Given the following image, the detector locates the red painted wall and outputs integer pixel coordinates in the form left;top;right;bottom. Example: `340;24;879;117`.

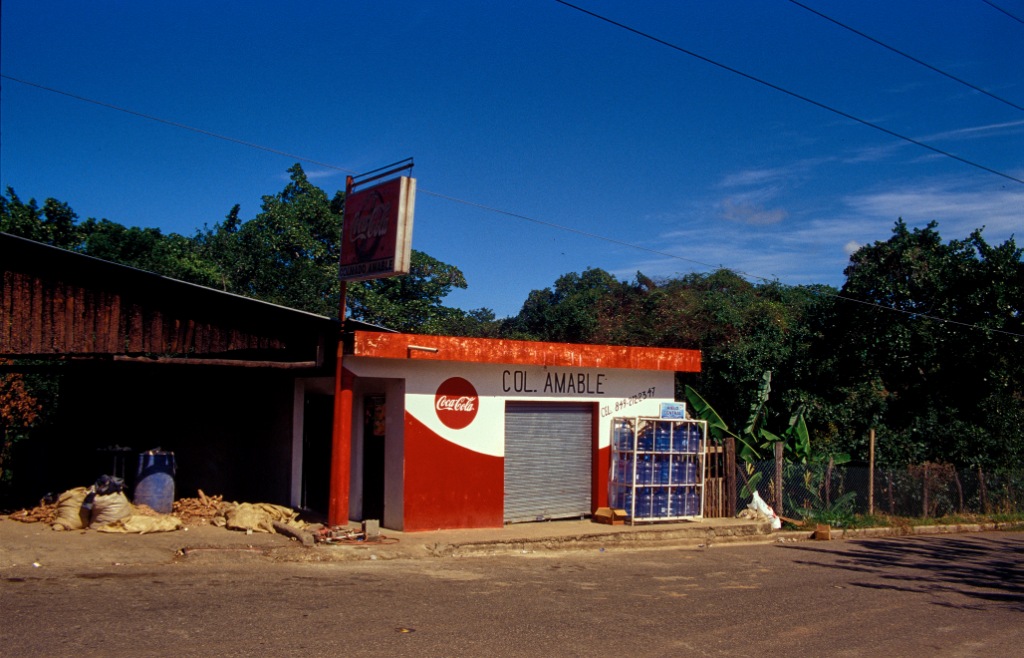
592;402;609;510
403;412;504;531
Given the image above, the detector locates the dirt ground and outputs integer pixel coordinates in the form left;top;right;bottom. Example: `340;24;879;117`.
0;516;311;571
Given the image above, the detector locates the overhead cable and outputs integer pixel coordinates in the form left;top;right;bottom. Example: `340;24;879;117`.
982;0;1024;25
786;0;1024;113
2;74;1020;338
551;1;1024;186
0;75;359;176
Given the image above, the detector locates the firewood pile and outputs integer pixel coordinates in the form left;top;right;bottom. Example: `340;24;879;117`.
171;489;224;526
6;500;57;524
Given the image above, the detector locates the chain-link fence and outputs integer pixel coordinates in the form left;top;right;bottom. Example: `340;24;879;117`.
737;460;1024;523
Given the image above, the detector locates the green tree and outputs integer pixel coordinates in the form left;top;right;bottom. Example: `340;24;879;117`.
195;164;482;327
510;267;621;342
831;220;1024;468
1;188;82;249
78;219;220;286
346;250;471;333
194;164;345;316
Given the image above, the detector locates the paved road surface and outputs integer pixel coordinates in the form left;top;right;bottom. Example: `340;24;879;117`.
3;531;1022;656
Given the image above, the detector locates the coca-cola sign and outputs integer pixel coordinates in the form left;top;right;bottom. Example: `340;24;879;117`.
339;176;416;281
435;377;479;429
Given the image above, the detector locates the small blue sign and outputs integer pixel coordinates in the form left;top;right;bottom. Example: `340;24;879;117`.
660;402;687;419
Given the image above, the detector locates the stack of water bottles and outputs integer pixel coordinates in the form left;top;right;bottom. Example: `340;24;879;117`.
610;417;705;522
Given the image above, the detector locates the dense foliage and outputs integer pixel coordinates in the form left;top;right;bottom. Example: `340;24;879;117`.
3;175;1021;470
1;165;488;326
496;224;1022;469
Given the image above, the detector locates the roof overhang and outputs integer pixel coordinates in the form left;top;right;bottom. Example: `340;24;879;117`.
346;331;700;372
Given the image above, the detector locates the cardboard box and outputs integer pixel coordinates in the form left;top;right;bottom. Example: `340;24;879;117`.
593;507;627;525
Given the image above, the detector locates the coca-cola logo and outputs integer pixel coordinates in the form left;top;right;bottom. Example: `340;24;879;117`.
347;189;392;259
435;377;479;429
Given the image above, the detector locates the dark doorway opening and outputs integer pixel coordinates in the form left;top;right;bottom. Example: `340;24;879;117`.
301;394;334;514
362;395;386;520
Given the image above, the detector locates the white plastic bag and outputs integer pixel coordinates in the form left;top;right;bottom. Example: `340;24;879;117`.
748;491;782;530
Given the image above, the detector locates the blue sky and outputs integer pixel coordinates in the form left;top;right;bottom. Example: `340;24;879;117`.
2;1;1022;318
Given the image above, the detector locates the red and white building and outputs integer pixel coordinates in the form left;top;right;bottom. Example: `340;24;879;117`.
329;331;701;531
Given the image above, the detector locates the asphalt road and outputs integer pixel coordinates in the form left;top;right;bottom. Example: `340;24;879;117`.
2;531;1022;657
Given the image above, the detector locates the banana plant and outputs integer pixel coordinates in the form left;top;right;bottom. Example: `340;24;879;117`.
685;371;848;501
685;381;766;499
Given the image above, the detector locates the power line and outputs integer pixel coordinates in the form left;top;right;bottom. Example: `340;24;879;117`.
786;0;1024;113
982;0;1024;25
0;75;359;176
421;189;1024;339
551;1;1024;186
419;188;724;273
2;75;1020;338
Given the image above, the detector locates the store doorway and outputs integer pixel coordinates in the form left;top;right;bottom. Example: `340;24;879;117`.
362;395;387;520
301;394;334;515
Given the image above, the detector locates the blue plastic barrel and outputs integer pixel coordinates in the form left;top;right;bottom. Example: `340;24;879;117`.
134;450;176;514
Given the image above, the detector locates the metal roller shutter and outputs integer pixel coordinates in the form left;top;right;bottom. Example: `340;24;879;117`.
504;402;593;523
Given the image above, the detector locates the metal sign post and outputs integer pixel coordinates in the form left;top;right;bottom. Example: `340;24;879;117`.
329;159;414;527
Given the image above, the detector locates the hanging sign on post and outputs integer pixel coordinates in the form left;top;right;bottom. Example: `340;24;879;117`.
339;176;416;281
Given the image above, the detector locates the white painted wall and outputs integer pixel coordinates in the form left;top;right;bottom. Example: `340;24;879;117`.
343;358;676;457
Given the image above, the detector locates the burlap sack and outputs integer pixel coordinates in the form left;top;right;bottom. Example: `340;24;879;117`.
90;491;132;527
95;514;182;534
52;487;90;531
216;502;302;534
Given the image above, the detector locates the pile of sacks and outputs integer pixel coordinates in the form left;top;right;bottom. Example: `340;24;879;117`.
213;502;307;535
43;476;311;539
52;475;182;534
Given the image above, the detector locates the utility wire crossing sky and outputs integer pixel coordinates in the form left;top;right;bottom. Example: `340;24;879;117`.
2;1;1021;319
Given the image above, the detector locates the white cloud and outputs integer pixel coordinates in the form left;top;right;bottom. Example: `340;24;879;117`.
844;183;1024;238
717;167;788;188
719;198;788;225
621;171;1021;292
921;119;1024;143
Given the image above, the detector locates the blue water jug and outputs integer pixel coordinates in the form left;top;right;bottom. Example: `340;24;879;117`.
635;489;653;517
615;422;635;450
636;456;654;484
670;489;685;516
637;427;653;451
688;424;702;453
656;457;671;484
684;490;701;516
653;489;669;517
616;456;633;484
134;450;176;514
654;424;671;451
682;460;697;484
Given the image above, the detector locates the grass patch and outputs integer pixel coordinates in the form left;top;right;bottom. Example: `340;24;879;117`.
784;512;1024;532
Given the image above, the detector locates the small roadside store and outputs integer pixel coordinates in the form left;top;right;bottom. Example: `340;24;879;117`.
329;330;701;531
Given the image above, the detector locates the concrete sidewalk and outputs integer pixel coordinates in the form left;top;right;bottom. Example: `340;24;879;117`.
368;516;773;558
3;514;1018;571
0;515;773;570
